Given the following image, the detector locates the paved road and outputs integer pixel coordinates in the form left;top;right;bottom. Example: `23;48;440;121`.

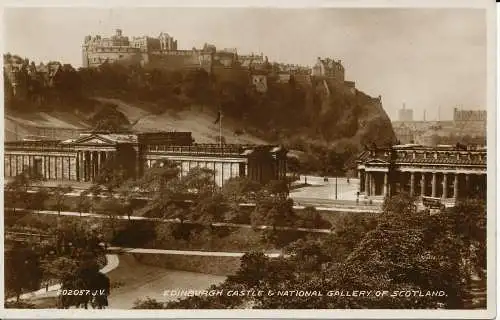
290;176;360;201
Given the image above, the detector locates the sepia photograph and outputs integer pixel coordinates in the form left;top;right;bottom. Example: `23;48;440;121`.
1;0;496;318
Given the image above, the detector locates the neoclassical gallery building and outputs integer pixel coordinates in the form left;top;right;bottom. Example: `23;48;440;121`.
4;131;288;187
356;144;487;206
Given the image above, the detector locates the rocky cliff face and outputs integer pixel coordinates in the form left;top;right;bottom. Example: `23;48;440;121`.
299;79;396;152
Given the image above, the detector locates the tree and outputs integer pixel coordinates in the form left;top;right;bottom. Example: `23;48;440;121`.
91;103;130;132
117;189;134;221
131;159;180;195
25;187;50;212
94;161;129;195
229;251;270;288
222;177;262;203
251;197;295;231
5;167;37;211
98;197;130;244
133;297;165;309
51;185;73;216
448;199;486;274
77;190;92;217
41;256;79;284
59;260;110;309
191;192;230;229
294;206;331;229
264;179;289;200
5;244;43;301
181;167;216;196
166;193;481;309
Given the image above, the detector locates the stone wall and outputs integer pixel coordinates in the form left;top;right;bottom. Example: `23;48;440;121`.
146;52;202;71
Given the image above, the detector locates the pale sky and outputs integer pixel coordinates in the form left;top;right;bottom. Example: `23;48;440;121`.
3;7;487;121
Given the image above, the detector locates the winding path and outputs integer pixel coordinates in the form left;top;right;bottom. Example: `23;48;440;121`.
108;246;282;258
8;254;119;302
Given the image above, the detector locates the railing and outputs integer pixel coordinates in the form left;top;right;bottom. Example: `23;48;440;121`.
5;231;55;243
5;142;76;153
144;144;255;156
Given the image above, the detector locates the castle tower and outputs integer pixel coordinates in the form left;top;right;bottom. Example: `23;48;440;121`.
82;35;92;68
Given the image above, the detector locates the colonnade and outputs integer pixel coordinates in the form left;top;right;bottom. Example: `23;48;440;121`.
76;150;115;182
359;169;486;200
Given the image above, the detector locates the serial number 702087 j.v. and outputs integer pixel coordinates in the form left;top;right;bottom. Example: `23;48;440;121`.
57;289;106;296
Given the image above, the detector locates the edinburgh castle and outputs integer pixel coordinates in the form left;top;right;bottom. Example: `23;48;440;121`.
81;29;355;94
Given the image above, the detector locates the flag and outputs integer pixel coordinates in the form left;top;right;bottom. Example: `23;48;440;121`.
214;110;222;124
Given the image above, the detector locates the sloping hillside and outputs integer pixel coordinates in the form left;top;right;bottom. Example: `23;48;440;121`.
5;98;268;145
94;97;268;144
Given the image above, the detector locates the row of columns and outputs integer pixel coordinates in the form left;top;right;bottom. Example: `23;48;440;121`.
417;171;458;199
77;150;114;182
360;169;486;200
361;171;389;197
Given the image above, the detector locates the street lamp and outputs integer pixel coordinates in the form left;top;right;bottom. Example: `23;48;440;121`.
335;176;338;200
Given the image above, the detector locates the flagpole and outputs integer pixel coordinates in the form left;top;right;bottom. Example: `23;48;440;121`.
219;109;222;148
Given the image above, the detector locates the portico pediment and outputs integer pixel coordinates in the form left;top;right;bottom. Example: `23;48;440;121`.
365;159;390;166
70;134;117;147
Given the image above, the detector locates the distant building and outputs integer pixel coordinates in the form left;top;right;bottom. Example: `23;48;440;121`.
398;104;413;122
392;107;487;146
4;131;288;187
82;29;224;72
454;108;487;122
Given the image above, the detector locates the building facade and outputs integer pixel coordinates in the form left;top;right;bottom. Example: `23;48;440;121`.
356;144;487;206
398;107;413;122
4;131;288;187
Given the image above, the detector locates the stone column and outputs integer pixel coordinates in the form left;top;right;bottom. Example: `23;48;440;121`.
75;152;80;181
85;152;89;181
410;172;415;197
442;173;448;199
431;172;437;197
81;152;84;181
359;170;366;193
97;151;102;178
371;173;376;196
90;151;94;182
383;172;388;197
453;174;459;199
421;173;426;197
465;174;470;194
366;173;370;196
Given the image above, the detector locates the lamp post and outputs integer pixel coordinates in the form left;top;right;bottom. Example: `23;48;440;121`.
335;175;338;200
